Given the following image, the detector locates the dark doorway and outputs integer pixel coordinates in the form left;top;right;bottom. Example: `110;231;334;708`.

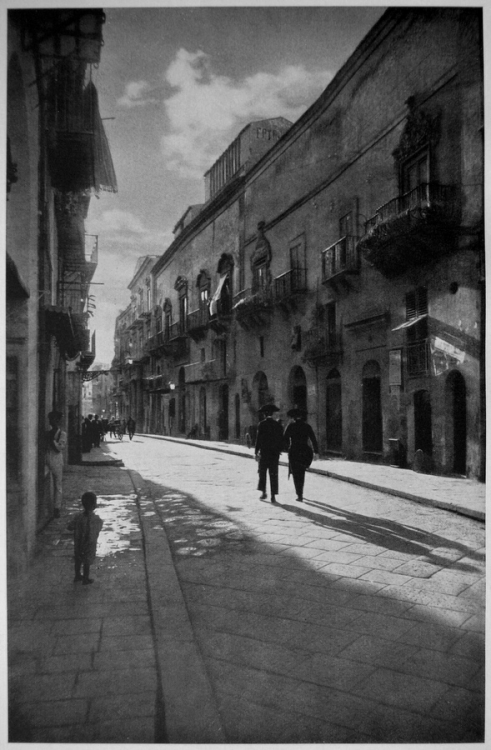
326;369;342;451
362;361;383;452
288;366;307;412
199;387;207;437
178;368;186;434
219;384;229;440
447;371;467;474
414;389;432;456
235;393;241;439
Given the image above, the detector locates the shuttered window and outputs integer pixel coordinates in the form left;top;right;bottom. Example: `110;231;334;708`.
405;288;428;342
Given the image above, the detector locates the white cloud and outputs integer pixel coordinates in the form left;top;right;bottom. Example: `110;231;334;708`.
161;48;333;179
117;80;158;108
86;208;147;235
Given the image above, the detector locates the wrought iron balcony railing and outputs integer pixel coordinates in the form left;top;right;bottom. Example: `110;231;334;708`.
169;320;187;340
321;235;359;283
274;268;307;300
364;182;456;234
187;307;209;331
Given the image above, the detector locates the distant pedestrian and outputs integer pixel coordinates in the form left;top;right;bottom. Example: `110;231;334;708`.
255;404;285;504
45;411;67;519
67;491;103;585
92;415;103;448
127;416;136;440
284;408;319;502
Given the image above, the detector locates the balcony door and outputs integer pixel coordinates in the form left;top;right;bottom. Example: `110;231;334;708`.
402;148;429;196
290;237;306;291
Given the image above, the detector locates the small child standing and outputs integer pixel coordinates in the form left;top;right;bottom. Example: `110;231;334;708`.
67;491;103;585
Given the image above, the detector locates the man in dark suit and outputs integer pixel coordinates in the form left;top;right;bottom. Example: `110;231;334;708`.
255;403;284;504
284;407;319;502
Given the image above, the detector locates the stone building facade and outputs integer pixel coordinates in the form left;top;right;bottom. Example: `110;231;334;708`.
7;10;116;573
113;8;484;480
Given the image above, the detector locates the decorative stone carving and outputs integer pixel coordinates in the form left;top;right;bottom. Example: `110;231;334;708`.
392;100;441;163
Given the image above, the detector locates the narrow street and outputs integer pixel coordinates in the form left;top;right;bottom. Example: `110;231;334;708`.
8;435;484;743
113;435;484;742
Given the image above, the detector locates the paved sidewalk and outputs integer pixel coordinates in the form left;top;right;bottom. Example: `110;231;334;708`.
8;463;163;743
144;434;486;521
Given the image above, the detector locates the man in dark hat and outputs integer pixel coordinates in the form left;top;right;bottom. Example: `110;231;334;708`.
255;404;285;503
284;407;319;502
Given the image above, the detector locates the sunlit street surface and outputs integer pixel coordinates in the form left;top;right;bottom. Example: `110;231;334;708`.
108;435;484;743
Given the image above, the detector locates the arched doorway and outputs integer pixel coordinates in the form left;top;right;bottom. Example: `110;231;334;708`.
362;360;382;452
445;371;467;474
199;387;207;437
326;369;342;451
288;366;307;412
178;368;186;434
414;389;432;456
235;393;241;439
218;384;229;440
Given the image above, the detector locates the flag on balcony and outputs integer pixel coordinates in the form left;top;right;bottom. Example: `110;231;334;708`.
209;275;228;316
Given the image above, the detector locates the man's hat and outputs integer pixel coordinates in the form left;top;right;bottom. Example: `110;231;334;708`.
258;403;280;415
287;407;307;419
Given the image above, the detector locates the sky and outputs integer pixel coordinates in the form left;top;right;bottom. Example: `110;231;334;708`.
84;4;387;366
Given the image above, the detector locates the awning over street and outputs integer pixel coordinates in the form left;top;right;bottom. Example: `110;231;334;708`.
392;313;428;331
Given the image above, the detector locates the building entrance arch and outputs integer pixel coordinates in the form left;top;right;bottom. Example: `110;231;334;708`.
288;365;307;412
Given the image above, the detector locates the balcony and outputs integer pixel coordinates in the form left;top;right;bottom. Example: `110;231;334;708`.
358;182;459;278
407;339;429;377
302;327;342;367
187;308;209;340
233;286;274;330
274;268;307;312
169;320;187;341
183;359;226;384
144;374;171;393
322;235;359;290
147;330;175;356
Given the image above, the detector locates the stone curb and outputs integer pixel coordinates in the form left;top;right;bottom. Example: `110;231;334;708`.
140;434;485;523
126;468;226;743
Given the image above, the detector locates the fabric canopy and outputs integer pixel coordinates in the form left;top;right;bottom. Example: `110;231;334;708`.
392;313;428;331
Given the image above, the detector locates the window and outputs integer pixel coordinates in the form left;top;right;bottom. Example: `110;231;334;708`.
405;288;428;343
326;302;336;346
402;149;429;194
253;263;268;291
339;212;353;238
259;336;264;357
290;237;306;291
